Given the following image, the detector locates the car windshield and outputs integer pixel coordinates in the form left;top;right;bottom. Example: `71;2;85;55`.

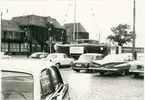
1;71;34;100
47;54;57;58
78;55;95;61
103;54;128;62
137;56;144;61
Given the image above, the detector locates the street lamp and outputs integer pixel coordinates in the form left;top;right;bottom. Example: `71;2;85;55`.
132;0;136;53
48;21;53;54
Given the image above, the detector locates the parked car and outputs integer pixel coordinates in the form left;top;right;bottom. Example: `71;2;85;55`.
0;52;11;59
71;53;103;72
43;53;74;68
129;54;144;77
30;52;48;59
89;53;134;76
1;59;70;100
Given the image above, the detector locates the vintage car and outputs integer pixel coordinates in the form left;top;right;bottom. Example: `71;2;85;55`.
129;54;144;77
71;53;103;72
89;53;134;76
42;53;74;68
1;59;70;100
30;52;49;59
0;52;11;59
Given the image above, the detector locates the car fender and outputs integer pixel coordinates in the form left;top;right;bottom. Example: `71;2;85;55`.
114;63;131;70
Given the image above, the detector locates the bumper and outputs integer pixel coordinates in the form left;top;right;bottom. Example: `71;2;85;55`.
129;70;144;74
71;67;88;70
88;67;119;72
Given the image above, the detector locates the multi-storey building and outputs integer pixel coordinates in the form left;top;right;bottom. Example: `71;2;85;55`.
1;15;65;54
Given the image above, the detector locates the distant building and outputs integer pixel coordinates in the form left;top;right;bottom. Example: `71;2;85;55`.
1;15;65;54
63;23;89;44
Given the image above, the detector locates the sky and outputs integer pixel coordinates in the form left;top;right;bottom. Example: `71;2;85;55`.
1;0;145;47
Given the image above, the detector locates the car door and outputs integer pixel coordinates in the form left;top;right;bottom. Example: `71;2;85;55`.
40;66;70;100
62;54;71;65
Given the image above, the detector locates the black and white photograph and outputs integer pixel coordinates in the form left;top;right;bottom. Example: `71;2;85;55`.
0;0;144;100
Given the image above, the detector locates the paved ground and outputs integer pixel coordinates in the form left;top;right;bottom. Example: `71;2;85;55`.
60;68;144;100
10;55;144;100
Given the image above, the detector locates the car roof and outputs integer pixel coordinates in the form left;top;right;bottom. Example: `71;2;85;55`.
81;53;103;56
48;53;66;55
1;59;55;74
31;52;48;54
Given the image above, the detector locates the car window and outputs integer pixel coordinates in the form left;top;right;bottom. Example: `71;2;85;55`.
48;66;64;91
137;56;144;61
63;54;68;58
48;54;57;58
95;55;102;60
40;69;53;99
1;71;34;100
79;55;94;61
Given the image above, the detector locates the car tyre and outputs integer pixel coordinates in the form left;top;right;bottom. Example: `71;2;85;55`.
119;69;127;76
134;73;139;77
56;63;60;68
100;72;105;76
75;70;80;72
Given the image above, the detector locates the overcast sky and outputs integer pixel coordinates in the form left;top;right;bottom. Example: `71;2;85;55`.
1;0;145;47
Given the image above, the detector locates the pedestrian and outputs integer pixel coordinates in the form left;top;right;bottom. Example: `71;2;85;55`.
132;50;137;60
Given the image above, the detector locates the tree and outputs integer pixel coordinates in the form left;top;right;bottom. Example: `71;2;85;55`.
107;24;132;47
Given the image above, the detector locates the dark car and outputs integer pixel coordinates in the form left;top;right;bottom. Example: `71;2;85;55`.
30;52;48;59
1;59;70;100
89;53;134;76
71;53;103;72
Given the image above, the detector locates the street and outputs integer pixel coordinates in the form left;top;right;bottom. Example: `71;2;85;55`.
59;68;144;100
10;55;144;100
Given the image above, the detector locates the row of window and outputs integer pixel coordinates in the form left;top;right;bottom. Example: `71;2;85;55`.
2;31;23;40
1;43;30;52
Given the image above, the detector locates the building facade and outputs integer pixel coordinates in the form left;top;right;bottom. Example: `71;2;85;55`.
1;15;65;54
63;23;89;44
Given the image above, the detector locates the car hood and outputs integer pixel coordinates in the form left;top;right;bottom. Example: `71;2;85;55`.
73;60;90;63
92;60;125;66
128;60;144;66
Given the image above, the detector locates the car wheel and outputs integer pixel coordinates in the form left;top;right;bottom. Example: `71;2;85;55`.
56;63;60;68
75;70;80;72
100;72;105;76
134;73;139;77
120;70;127;76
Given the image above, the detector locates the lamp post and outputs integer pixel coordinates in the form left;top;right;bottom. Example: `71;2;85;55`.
48;21;53;54
73;0;76;42
0;13;2;55
132;0;136;53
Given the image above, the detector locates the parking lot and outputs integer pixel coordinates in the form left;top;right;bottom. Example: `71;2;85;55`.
9;55;144;100
60;68;144;100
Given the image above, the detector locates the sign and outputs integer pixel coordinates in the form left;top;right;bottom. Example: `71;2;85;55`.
110;46;116;54
70;47;84;54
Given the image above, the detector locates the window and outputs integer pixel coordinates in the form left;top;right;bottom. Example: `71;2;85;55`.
40;69;53;99
63;54;68;58
1;71;34;100
95;56;102;60
48;54;57;58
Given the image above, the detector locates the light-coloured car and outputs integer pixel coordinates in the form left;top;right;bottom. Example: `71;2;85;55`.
43;53;74;68
71;53;103;72
129;54;144;77
0;52;11;59
1;59;70;100
30;52;48;59
89;53;134;76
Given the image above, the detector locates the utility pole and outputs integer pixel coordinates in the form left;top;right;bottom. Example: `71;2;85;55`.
132;0;136;52
73;0;76;42
0;13;2;58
